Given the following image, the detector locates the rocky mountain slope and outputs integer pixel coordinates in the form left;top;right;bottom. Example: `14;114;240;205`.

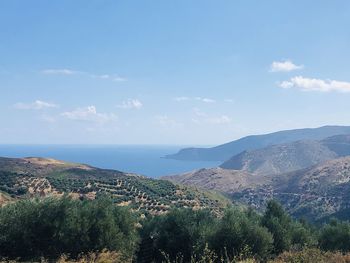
0;157;230;215
165;168;257;193
165;126;350;161
245;156;350;220
165;135;350;221
220;135;350;175
165;156;350;221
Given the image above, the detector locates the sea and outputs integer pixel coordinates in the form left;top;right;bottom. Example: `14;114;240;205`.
0;145;220;178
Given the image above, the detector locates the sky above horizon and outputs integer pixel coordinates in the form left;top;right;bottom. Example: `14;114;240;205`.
1;1;350;145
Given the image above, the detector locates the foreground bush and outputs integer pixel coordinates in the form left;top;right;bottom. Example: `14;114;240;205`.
269;248;350;263
138;209;216;262
57;249;126;263
5;196;350;262
210;208;273;261
262;201;314;255
138;208;273;262
0;196;138;261
319;219;350;252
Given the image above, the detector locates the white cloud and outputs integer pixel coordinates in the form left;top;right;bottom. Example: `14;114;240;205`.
41;69;80;75
117;99;143;109
14;100;58;110
270;60;304;72
155;115;183;128
94;74;110;79
195;97;216;103
207;115;232;124
193;108;207;117
192;108;232;125
92;74;127;82
174;96;190;102
41;69;127;82
112;76;127;82
173;97;216;103
61;106;117;123
279;76;350;93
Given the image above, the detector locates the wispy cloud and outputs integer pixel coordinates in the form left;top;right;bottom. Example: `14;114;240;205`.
195;97;216;103
91;74;127;82
209;115;232;124
193;108;207;117
41;69;127;82
61;106;117;123
113;76;127;82
41;69;81;75
154;115;183;128
192;108;232;125
279;76;350;93
174;96;190;102
174;96;216;103
117;99;143;109
270;60;304;72
14;100;59;110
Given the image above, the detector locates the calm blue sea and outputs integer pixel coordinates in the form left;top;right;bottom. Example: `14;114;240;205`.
0;145;220;178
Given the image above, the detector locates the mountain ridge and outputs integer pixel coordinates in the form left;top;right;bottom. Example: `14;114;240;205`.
220;135;350;175
165;125;350;161
165;156;350;221
164;133;350;220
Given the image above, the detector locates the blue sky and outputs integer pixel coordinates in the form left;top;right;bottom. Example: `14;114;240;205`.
1;0;350;145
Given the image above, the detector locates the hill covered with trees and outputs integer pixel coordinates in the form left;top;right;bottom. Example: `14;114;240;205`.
0;157;229;216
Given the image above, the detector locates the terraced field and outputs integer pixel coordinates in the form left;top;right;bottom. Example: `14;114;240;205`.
0;157;230;215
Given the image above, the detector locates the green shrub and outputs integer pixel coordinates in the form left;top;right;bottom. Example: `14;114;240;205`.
210;208;273;261
319;219;350;252
0;196;138;261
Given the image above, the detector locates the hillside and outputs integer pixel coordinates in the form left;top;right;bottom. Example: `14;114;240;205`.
221;134;350;176
165;156;350;221
230;156;350;221
165;125;350;161
0;157;230;215
0;191;13;207
165;167;263;193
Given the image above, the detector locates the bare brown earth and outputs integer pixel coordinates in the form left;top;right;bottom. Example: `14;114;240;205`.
23;157;92;170
0;157;93;177
165;167;269;193
0;191;13;207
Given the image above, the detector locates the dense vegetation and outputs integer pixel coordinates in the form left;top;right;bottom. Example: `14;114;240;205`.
0;166;228;216
0;196;138;261
2;197;350;262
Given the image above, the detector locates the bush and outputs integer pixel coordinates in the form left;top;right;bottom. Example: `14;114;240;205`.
262;200;315;254
270;248;350;263
57;249;127;263
319;219;350;252
137;208;216;263
210;208;273;261
0;196;138;261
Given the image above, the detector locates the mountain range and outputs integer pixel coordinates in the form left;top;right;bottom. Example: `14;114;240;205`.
166;126;350;161
164;130;350;221
4;126;350;221
221;134;350;175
